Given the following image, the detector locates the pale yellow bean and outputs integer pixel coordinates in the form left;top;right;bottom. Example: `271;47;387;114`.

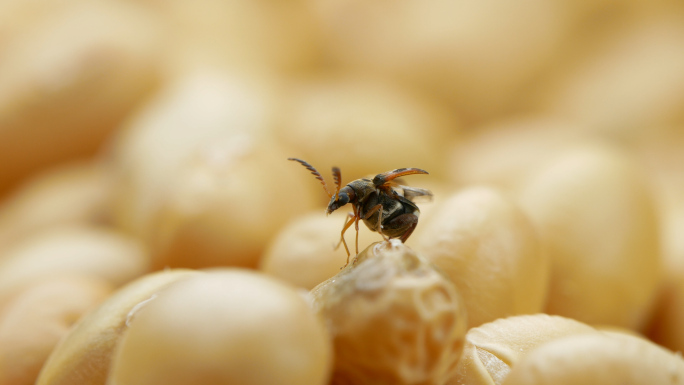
502;332;684;385
0;1;163;195
274;76;458;180
0;276;112;385
415;187;549;329
106;270;331;385
517;144;661;330
451;314;597;385
0;226;148;310
110;70;317;269
260;210;380;290
311;241;467;385
0;161;113;252
308;0;572;122
37;269;200;385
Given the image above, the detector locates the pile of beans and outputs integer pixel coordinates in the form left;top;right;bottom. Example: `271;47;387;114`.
1;0;684;384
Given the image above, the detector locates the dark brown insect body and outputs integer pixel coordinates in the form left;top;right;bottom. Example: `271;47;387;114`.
289;158;432;264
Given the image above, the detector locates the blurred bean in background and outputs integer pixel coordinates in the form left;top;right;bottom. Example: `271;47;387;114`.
0;0;683;383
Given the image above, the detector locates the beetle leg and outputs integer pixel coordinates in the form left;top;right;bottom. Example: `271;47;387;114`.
364;204;389;242
385;213;419;243
398;217;418;243
354;206;360;256
334;212;356;259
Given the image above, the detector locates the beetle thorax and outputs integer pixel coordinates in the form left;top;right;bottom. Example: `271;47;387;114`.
347;179;375;202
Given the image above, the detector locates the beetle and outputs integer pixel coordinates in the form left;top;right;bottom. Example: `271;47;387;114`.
289;158;432;265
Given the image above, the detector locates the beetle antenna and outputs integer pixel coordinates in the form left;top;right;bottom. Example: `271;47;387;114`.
288;158;333;198
332;167;342;199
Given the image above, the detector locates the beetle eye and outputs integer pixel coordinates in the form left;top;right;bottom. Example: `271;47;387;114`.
337;192;349;206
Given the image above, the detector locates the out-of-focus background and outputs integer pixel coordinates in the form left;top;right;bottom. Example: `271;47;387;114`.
1;0;684;383
2;0;684;196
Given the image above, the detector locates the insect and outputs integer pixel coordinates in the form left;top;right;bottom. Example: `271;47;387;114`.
289;158;432;265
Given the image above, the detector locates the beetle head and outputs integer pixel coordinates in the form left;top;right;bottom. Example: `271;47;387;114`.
326;191;350;215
